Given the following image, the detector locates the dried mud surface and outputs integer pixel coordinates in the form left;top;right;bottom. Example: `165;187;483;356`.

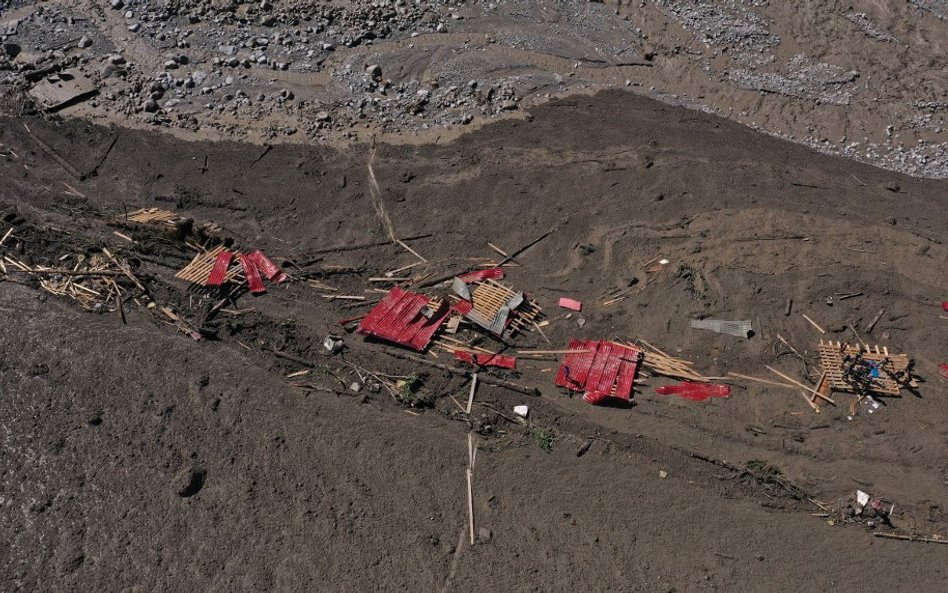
1;90;947;591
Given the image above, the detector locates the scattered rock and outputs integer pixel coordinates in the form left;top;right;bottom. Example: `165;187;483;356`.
173;468;206;497
1;43;20;59
477;527;492;543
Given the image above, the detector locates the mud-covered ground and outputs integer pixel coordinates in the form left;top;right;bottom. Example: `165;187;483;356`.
1;90;947;591
3;1;948;177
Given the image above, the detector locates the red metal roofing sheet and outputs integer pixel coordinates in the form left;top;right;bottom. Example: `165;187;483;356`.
356;287;449;351
558;297;583;311
451;300;474;315
555;340;640;404
454;351;517;369
206;250;233;286
457;268;505;283
655;382;730;401
614;359;639;401
554;339;597;391
250;250;287;283
239;253;266;294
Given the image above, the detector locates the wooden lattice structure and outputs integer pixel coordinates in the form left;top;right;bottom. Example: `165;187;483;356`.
124;208;191;228
175;245;241;286
817;340;915;396
466;278;542;339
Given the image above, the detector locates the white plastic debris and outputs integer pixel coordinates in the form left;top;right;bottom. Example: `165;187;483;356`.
856;490;870;508
658;258;670;265
690;318;753;339
323;335;344;354
513;405;529;418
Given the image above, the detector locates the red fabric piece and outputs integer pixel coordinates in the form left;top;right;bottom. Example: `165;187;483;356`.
939;363;948;382
250;250;287;284
558;297;583;311
454;351;517;369
655;382;731;402
239;253;266;294
356;287;450;351
457;268;505;283
206;250;233;286
943;302;948;312
555;339;640;404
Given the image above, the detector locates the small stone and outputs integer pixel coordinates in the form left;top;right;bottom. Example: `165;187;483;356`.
173;468;206;497
110;0;124;9
477;527;492;543
659;470;668;479
366;64;382;79
1;42;20;58
349;382;362;393
128;23;140;33
499;99;518;110
108;54;126;65
316;110;331;122
191;71;207;85
77;35;92;49
142;99;158;113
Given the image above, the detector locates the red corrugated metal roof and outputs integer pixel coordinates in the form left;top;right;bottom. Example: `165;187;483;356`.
454;351;517;369
206;250;233;286
357;287;449;351
250;250;286;283
555;339;641;405
457;268;505;283
656;382;730;401
239;253;266;294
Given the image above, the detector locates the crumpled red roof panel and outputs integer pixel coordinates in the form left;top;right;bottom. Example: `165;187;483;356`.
555;339;640;404
357;286;449;351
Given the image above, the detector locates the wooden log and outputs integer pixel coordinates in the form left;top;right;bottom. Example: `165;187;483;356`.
802;313;827;334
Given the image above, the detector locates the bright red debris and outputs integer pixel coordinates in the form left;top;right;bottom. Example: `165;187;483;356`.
457;268;505;283
250;250;287;283
558;297;583;311
239;253;266;294
939;363;948;382
943;301;948;312
454;351;517;369
655;382;731;402
451;299;474;315
206;250;233;286
357;286;450;351
555;339;641;405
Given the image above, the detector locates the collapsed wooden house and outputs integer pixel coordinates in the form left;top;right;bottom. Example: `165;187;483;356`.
450;274;542;339
817;340;916;397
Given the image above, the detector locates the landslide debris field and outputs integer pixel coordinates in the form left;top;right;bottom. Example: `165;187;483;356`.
4;0;948;176
2;89;948;591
